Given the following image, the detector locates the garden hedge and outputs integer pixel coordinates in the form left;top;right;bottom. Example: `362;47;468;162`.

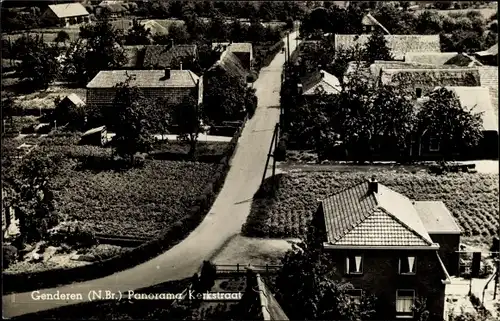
254;40;285;71
2;117;248;294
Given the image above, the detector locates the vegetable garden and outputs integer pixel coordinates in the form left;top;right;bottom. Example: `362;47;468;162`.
243;171;499;240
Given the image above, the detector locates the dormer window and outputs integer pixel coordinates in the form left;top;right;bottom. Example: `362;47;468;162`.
399;256;416;275
346;255;363;274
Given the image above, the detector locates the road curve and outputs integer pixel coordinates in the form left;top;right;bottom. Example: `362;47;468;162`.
2;31;301;318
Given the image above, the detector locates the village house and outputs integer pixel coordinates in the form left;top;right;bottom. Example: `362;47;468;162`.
41;3;90;27
404;52;483;67
86;69;203;108
298;70;341;96
143;45;198;70
212;42;253;70
361;12;390;34
210;50;249;83
334;34;441;60
315;178;456;320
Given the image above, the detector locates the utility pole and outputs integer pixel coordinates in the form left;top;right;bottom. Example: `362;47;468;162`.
287;31;291;63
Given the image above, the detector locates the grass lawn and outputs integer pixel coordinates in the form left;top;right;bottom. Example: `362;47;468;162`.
52;157;223;238
243;171;499;241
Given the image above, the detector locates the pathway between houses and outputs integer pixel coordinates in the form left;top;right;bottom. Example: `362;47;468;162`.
2;30;301;318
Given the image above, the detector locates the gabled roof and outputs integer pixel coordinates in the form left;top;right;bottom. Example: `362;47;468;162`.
321;181;435;247
212;50;248;80
478;66;498;116
414;201;462;234
86;70;200;88
301;70;341;95
63;93;86;107
442;86;498;132
379;68;481;88
143;45;197;69
212;42;253;54
361;13;390;34
47;3;89;18
334;34;441;60
476;43;498;56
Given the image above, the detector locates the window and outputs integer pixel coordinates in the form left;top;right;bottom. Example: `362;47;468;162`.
345;255;363;274
429;137;440;151
399;256;416;275
415;88;422;98
346;289;363;304
396;290;415;318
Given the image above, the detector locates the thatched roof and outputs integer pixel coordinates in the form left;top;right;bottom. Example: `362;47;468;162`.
143;45;197;69
212;42;253;54
335;34;441;60
300;70;341;95
404;52;482;67
443;86;498;132
212;50;248;81
380;68;482;91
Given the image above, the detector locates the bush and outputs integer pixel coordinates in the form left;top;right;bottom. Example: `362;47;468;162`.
3;245;18;269
246;70;259;83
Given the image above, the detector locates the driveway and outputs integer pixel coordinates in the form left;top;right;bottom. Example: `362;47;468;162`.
2;31;301;318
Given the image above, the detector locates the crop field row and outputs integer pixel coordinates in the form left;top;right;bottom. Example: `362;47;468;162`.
243;171;499;239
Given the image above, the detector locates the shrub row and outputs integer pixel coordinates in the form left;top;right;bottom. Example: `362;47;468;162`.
253;40;285;71
2;117;248;294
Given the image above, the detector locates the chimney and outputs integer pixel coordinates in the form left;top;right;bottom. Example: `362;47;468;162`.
368;176;378;194
320;71;324;78
164;68;171;79
180;62;183;70
297;83;303;94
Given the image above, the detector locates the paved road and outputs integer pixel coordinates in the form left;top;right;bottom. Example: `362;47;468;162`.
2;31;300;318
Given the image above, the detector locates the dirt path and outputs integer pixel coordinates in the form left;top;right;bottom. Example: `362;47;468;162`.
2;31;301;318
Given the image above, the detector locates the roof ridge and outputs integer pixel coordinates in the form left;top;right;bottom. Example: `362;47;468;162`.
377;206;433;246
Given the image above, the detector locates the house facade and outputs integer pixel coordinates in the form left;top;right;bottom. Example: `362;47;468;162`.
41;3;90;27
315;179;455;320
86;69;203;108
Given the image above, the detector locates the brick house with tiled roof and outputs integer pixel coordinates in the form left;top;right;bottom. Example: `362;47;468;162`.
315;178;457;320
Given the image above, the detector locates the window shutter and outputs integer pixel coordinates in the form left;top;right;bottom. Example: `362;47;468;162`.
355;256;362;273
408;257;415;273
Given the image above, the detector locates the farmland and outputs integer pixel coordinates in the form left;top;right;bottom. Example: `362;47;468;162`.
243;171;499;240
51;157;223;239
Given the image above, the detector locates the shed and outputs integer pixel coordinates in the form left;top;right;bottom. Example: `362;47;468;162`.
80;126;108;146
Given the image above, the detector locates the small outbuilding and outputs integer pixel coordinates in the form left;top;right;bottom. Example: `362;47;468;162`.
80;126;108;146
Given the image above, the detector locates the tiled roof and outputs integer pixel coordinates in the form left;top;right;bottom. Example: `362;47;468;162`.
404;52;460;65
478;66;498;116
379;68;481;88
361;13;390;34
321;181;435;247
476;43;498;56
47;3;89;18
445;53;483;67
414;201;462;234
334;34;441;60
213;50;248;80
86;70;200;88
443;86;498;132
143;45;197;69
369;60;463;80
301;70;341;95
212;42;253;54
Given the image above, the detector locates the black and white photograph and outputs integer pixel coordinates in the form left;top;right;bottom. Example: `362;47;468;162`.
1;0;499;320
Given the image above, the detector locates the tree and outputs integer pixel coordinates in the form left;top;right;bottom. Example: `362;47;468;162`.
112;76;154;162
125;19;151;45
167;23;191;44
364;31;393;63
247;21;268;43
77;19;127;83
416;87;483;159
54;30;70;44
16;34;59;89
170;96;204;157
275;222;377;320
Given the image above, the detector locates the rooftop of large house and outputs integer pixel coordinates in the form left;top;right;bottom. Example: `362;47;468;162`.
212;42;253;54
212;50;248;80
334;34;441;60
47;3;89;18
143;45;197;69
404;52;483;67
300;70;341;95
86;70;200;88
442;86;498;132
320;179;458;248
379;67;482;88
361;13;390;34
